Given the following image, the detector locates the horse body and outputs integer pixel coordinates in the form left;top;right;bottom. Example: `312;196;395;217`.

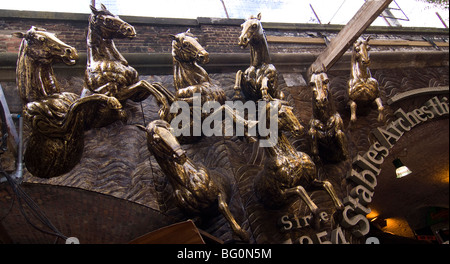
348;37;384;123
255;100;343;217
309;71;348;162
142;120;249;242
171;30;226;104
234;13;284;101
14;26;124;178
85;4;170;118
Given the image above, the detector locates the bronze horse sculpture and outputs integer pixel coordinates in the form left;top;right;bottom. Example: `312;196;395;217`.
234;13;285;102
308;70;349;162
348;37;384;123
170;29;225;105
14;26;125;178
84;4;171;119
254;100;344;220
139;120;249;242
165;29;226;142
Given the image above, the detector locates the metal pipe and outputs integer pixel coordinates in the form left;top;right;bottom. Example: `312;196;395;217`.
0;114;23;184
12;114;23;183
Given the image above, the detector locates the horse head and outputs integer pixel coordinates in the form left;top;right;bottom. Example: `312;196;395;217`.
238;13;264;48
144;120;187;165
170;29;209;64
267;100;304;137
89;4;136;39
310;70;330;109
13;26;78;66
353;36;372;66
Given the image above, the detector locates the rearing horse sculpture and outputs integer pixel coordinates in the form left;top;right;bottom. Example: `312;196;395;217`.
139;120;249;242
14;26;125;178
85;4;171;119
170;29;226;104
309;70;349;162
164;29;228;142
234;13;285;102
348;37;384;123
254;100;344;220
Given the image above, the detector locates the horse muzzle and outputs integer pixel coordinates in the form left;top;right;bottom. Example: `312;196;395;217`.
174;150;188;165
61;47;79;65
120;24;137;39
197;50;210;64
238;36;249;48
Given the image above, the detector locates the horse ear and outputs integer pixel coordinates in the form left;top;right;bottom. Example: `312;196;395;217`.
257;13;262;20
366;35;372;43
186;28;191;34
169;34;177;41
90;4;99;14
12;32;25;39
101;3;108;11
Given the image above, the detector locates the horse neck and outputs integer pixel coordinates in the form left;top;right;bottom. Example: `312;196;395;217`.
351;52;371;80
250;33;271;67
313;97;335;121
17;45;59;103
153;152;188;186
87;25;127;65
173;58;211;90
265;133;296;159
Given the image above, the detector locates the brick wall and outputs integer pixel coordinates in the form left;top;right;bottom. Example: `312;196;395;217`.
0;183;175;243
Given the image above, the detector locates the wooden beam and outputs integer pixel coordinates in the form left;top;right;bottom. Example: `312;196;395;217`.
0;84;18;155
129;220;206;244
309;0;393;74
267;36;450;47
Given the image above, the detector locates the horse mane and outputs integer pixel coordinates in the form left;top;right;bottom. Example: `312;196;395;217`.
173;58;211;90
172;34;211;90
16;38;29;102
16;38;59;104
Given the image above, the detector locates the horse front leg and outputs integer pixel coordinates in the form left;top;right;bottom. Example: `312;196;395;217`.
218;104;258;142
311;179;344;211
375;97;385;123
349;100;357;123
62;94;124;132
123;80;171;120
333;115;349;160
91;82;118;97
282;186;320;216
233;70;244;100
308;120;320;157
259;76;272;101
218;193;250;242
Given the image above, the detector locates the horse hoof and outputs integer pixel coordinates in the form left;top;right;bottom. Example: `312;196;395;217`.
235;229;250;243
107;97;122;110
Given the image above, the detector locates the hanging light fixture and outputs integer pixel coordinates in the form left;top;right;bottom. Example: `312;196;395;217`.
393;158;412;178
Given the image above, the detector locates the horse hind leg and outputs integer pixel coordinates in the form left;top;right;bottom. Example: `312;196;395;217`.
375;97;385;123
217;193;250;242
312;180;344;211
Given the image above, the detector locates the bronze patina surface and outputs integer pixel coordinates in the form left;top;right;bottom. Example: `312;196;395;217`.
140;120;249;242
348;37;385;123
234;13;285;102
85;4;171;119
14;26;124;178
309;70;349;162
